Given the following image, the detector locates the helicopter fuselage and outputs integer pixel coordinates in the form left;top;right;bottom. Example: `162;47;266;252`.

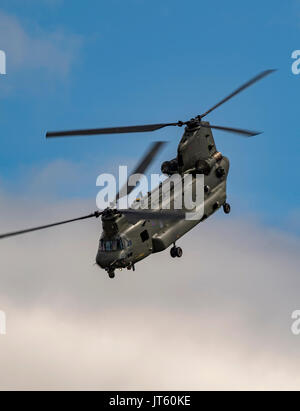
96;122;230;277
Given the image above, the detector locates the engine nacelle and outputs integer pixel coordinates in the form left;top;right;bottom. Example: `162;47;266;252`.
195;152;223;175
161;158;178;175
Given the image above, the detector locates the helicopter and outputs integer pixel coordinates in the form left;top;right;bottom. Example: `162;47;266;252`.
0;70;275;278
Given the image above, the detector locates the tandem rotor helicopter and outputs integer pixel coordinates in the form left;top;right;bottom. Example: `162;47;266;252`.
0;70;275;278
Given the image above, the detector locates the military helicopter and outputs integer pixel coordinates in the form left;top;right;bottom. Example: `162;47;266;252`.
0;70;275;278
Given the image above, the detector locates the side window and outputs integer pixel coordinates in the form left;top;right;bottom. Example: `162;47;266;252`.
140;230;149;242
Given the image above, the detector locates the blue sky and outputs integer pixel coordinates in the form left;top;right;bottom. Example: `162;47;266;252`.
0;0;299;233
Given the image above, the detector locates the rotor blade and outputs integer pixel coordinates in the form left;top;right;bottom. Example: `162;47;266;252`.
200;69;276;118
120;208;186;222
0;211;101;240
46;123;179;138
116;141;166;201
201;123;261;137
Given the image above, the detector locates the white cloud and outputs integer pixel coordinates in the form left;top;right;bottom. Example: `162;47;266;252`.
0;172;299;390
0;10;82;76
1;305;300;391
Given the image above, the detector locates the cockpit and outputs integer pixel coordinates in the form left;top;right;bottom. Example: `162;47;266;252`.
99;238;123;252
99;237;132;252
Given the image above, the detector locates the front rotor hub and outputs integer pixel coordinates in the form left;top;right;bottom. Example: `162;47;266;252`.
186;118;201;130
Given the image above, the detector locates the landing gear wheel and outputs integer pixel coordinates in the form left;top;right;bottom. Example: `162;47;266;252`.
170;246;177;258
223;203;231;214
170;246;183;258
108;271;115;279
176;247;183;258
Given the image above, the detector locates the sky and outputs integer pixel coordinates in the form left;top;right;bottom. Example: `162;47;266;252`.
0;0;299;390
